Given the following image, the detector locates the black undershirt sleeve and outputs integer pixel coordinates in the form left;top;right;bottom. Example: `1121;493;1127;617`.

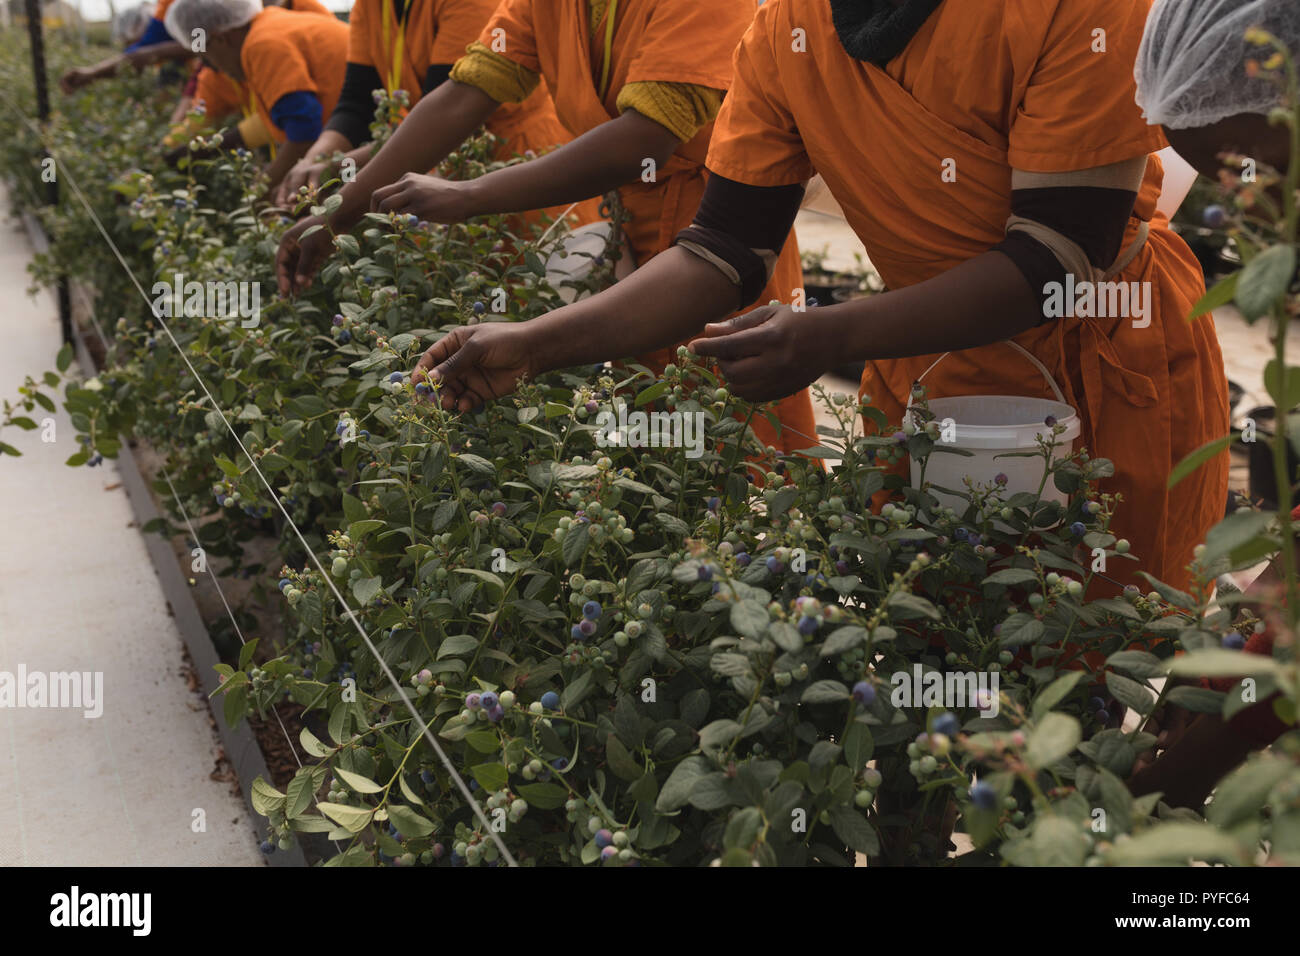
324;62;386;148
672;174;805;310
423;63;454;94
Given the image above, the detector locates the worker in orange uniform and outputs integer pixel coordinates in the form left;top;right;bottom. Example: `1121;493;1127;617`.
163;0;335;160
414;0;1230;591
274;0;585;213
276;0;816;456
162;0;350;193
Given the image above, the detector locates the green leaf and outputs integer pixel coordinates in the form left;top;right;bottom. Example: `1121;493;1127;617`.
688;773;735;810
285;767;319;818
1167;435;1232;489
982;568;1040;587
605;733;643;781
730;600;769;640
1203;509;1276;568
842;721;873;773
250;776;287;816
300;726;331;758
562;670;594;709
1107;822;1246;866
518;782;568;809
1026;712;1081;769
562;522;591;567
820;625;867;656
1235;244;1295;320
635;382;667;406
317;802;373;833
335;768;384;794
801;680;851;704
456;453;496;476
1266;358;1300;411
1105;671;1155;716
470;763;508;792
828;805;879;855
56;343;73;373
1207;754;1294;828
1166;648;1282;679
351;575;383;607
1164;685;1227;713
1187;271;1238;319
656;756;711;813
1104;650;1165;679
1031;671;1084;719
386;804;435;837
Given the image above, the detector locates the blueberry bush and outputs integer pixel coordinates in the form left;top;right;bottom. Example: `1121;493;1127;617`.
2;31;1297;867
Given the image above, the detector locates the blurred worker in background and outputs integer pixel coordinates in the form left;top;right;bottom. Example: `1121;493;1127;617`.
163;0;350;193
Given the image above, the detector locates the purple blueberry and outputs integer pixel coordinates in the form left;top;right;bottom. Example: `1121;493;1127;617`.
492;501;507;516
332;314;344;326
486;704;504;723
994;472;1008;485
600;845;618;861
932;712;960;737
835;560;850;575
697;565;713;582
1222;632;1246;650
852;681;875;706
969;781;997;811
1044;415;1057;427
578;618;597;636
466;693;482;710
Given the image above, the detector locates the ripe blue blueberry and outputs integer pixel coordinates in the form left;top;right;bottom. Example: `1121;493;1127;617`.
969;781;997;811
540;691;560;710
480;691;499;710
415;381;432;395
1088;696;1106;711
571;624;585;641
852;681;875;706
697;565;713;582
707;496;720;512
766;556;783;574
594;828;613;848
1202;204;1227;228
954;527;969;541
582;600;602;620
1044;415;1057;427
279;579;292;593
388;371;404;383
1222;632;1245;650
1070;522;1086;537
735;552;750;567
472;301;486;315
420;770;435;785
797;615;818;635
338;330;351;344
260;839;275;854
932;712;959;737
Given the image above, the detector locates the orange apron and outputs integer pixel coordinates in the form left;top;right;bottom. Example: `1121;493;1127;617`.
489;0;815;454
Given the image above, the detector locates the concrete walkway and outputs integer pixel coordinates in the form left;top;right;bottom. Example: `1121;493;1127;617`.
0;184;262;866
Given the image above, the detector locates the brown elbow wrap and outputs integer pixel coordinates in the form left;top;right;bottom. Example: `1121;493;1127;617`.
674;224;771;309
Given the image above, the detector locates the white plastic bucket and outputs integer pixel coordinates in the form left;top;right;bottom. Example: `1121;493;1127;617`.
904;342;1082;508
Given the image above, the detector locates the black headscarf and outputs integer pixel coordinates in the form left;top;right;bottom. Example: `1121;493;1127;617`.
829;0;943;66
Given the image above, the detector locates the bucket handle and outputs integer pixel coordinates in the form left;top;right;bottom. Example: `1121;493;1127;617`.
905;341;1066;412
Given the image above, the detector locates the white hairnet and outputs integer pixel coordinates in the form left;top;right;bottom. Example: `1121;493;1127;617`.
111;3;155;45
164;0;262;46
1135;0;1300;129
